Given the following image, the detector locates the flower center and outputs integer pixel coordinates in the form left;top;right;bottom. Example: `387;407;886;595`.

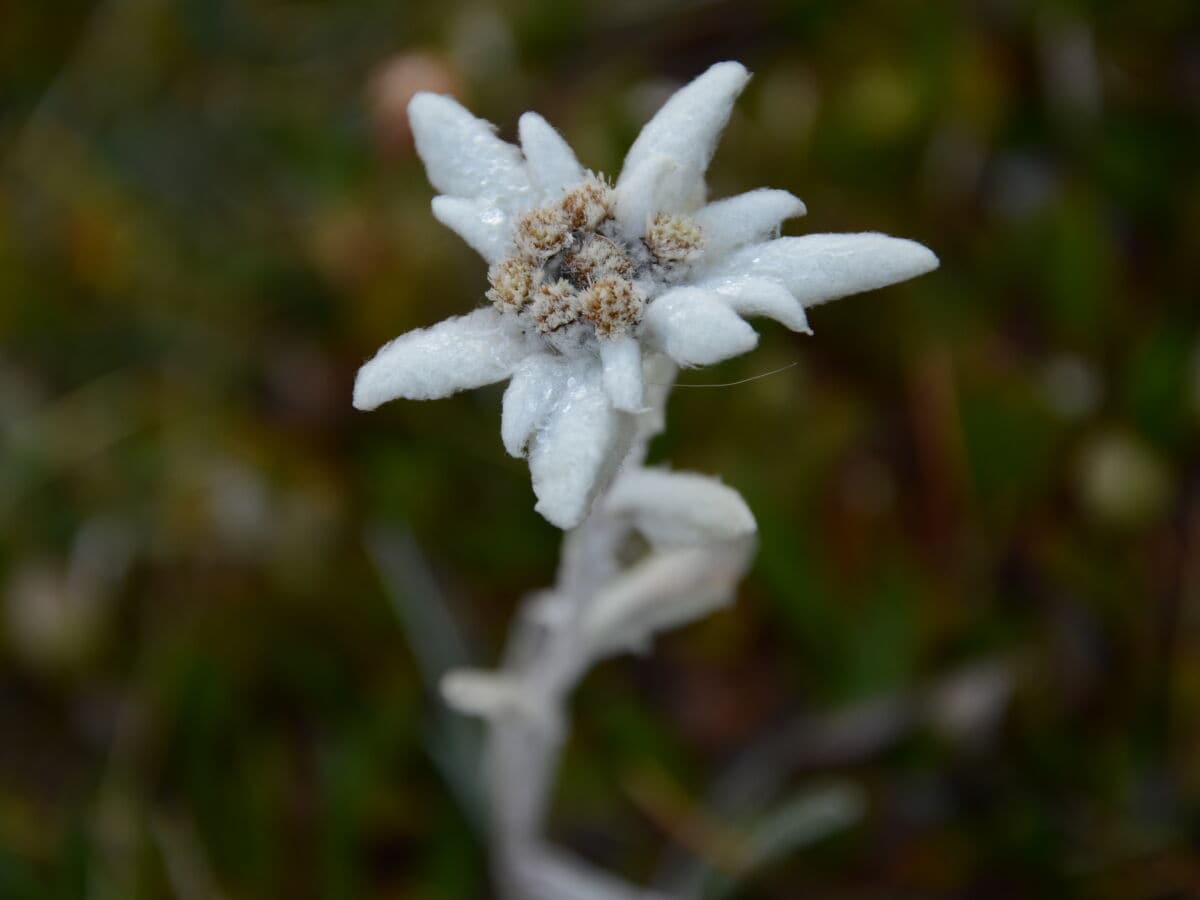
486;174;704;342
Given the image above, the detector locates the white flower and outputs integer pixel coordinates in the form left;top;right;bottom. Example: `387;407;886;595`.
354;61;939;529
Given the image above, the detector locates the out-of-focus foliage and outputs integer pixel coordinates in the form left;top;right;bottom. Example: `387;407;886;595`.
2;1;1198;897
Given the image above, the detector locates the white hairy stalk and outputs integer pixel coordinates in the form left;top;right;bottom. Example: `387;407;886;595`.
444;362;755;899
352;61;937;897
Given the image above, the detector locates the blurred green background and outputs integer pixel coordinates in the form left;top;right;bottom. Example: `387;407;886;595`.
3;0;1199;897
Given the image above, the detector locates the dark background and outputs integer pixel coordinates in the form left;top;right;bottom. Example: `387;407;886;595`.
2;0;1199;897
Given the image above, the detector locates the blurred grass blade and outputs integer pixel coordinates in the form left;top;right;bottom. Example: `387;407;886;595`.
708;782;865;900
365;525;484;829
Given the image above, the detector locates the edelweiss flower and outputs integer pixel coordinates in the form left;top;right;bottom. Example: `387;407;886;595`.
354;62;938;528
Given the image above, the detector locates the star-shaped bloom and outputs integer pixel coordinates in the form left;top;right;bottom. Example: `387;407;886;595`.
354;61;938;529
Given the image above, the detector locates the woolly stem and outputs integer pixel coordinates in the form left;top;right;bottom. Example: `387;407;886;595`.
485;376;672;900
468;355;754;900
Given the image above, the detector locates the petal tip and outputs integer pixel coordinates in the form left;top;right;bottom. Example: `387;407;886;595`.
706;60;751;88
533;497;585;530
407;89;472;117
352;366;381;412
914;241;940;273
516;110;542;133
888;236;940;280
518;110;586;198
516;111;551;149
407;90;450;124
782;312;813;335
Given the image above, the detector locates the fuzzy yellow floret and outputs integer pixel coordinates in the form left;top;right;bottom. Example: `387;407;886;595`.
560;174;615;231
529;279;581;334
565;234;634;284
515;207;573;259
645;213;704;266
486;257;539;313
579;277;644;338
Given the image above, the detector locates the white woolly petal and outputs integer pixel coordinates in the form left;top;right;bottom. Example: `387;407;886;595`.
617;61;751;213
518;112;585;200
431;196;513;263
696;275;812;333
528;359;634;529
604;468;756;547
501;353;565;458
694;189;806;258
634;352;677;443
613;154;679;240
353;307;527;410
580;543;752;659
703;233;940;308
408;92;533;211
598;336;645;413
644;287;759;367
